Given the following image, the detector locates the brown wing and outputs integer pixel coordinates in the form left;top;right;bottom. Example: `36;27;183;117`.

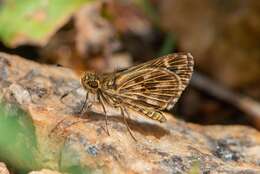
112;53;194;110
115;68;182;110
119;53;193;90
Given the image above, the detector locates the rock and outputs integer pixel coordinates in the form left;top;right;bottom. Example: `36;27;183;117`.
0;162;10;174
0;52;260;174
29;169;62;174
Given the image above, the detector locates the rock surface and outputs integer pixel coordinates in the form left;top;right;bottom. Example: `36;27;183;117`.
0;52;260;174
29;169;62;174
0;162;10;174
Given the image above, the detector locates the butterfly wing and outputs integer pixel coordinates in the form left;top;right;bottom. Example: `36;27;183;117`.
115;67;182;110
114;53;194;110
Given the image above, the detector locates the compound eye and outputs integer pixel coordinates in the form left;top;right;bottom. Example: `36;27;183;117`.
88;80;99;88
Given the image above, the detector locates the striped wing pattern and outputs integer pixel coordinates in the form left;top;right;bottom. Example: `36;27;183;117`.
114;53;194;110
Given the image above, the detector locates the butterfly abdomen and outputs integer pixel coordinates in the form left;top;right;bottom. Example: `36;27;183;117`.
144;110;167;123
125;102;167;123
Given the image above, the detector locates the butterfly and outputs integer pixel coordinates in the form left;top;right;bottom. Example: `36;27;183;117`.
62;53;194;140
75;53;194;140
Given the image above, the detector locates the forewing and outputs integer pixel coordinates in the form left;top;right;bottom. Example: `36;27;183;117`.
114;68;181;110
121;53;193;88
114;53;194;110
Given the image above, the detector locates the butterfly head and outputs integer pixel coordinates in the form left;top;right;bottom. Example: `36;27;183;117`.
81;72;100;93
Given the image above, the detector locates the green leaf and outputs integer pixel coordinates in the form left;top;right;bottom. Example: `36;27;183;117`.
0;0;92;47
0;102;38;173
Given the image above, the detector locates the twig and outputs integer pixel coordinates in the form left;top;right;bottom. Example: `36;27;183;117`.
191;72;260;129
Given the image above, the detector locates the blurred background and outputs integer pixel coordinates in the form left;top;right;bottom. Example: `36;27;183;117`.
1;0;260;130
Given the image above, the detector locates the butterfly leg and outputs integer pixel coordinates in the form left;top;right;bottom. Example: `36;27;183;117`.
79;91;89;115
97;92;110;136
60;87;80;104
119;106;137;141
50;90;89;137
124;107;132;121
